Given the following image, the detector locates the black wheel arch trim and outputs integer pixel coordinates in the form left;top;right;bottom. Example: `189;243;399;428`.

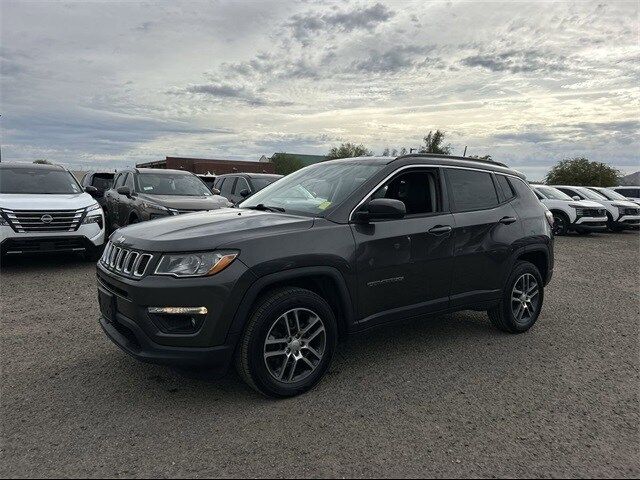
227;266;355;341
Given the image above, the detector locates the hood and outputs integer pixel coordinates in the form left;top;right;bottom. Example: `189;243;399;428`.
0;192;97;210
112;208;314;252
137;193;231;210
573;200;607;208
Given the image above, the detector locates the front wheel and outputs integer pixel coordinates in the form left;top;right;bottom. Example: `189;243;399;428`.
488;261;544;333
552;211;569;236
235;287;338;398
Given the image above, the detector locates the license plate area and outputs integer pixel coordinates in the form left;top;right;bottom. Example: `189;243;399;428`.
98;288;117;323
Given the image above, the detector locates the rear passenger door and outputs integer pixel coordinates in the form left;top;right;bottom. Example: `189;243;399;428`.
445;168;522;308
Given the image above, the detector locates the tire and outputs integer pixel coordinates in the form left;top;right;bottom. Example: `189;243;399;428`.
488;261;544;334
235;287;338;398
606;213;624;232
551;211;569;236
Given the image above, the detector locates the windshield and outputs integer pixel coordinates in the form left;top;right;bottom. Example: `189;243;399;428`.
136;173;212;196
536;186;573;201
592;188;628;201
240;161;385;216
0;167;83;194
577;187;607;201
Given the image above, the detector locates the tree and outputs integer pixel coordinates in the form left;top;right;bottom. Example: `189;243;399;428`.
270;153;304;175
33;159;52;164
544;157;620;187
327;143;373;160
419;130;451;154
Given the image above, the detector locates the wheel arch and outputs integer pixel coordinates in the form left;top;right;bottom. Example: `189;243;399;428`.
228;266;355;342
516;247;549;285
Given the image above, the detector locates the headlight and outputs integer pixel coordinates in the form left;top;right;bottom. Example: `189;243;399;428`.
154;251;238;277
83;204;103;227
142;201;170;212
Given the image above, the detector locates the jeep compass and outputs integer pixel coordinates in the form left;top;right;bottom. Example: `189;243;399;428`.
97;155;554;398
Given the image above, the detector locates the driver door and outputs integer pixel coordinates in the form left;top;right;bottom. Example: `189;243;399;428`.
350;167;455;327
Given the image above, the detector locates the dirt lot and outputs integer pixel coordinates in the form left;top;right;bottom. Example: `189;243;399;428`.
1;232;638;478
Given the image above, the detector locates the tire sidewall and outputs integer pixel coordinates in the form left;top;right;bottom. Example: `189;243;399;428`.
501;262;544;333
552;211;568;235
246;290;337;398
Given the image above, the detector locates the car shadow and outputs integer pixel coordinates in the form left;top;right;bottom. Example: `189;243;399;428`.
0;253;94;272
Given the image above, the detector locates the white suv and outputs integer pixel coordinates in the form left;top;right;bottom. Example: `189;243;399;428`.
609;186;640;205
552;185;640;232
532;185;607;235
0;163;105;258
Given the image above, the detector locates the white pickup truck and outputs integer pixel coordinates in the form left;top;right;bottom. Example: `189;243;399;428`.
532;185;607;235
0;162;105;258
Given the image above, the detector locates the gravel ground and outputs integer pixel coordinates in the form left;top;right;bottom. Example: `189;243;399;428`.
1;232;638;478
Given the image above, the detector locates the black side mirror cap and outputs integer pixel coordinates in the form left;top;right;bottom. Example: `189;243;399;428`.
117;186;133;197
211;188;221;195
240;189;251;198
353;198;406;223
85;186;98;196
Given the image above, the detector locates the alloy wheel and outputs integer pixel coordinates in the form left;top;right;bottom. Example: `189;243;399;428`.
263;308;326;383
511;273;540;324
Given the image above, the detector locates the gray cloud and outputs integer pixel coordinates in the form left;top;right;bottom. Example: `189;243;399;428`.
350;45;436;73
461;49;567;74
287;3;395;43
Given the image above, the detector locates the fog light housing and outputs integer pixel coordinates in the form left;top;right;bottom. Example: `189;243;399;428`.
147;307;208;334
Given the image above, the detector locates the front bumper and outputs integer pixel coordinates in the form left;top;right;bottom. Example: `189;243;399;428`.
1;223;105;255
614;214;640;229
99;313;238;371
572;216;608;231
96;259;255;370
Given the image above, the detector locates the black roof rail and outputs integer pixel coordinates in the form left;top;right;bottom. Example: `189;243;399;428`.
393;153;509;169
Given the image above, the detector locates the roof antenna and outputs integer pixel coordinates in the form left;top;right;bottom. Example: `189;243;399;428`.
463;146;467;157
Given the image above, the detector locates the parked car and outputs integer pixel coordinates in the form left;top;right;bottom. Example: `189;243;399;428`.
196;173;217;193
80;170;115;207
531;185;607;235
609;186;640;205
213;173;283;204
552;185;640;232
97;154;554;398
103;168;231;231
0;162;105;258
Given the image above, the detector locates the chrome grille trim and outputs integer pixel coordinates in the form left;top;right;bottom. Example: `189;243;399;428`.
2;208;85;233
100;241;154;278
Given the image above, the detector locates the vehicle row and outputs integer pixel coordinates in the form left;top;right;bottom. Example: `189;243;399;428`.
532;184;640;235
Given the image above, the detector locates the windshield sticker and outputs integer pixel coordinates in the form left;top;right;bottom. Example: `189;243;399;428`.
318;201;332;210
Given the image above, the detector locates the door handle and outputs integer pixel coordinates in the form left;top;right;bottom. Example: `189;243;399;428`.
428;225;453;234
499;216;517;225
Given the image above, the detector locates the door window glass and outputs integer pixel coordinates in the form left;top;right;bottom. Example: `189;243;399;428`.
495;175;516;202
235;177;250;194
447;169;498;211
371;170;440;215
114;173;127;188
220;177;236;196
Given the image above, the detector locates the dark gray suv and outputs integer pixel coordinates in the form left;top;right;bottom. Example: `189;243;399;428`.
103;168;231;230
97;155;554;398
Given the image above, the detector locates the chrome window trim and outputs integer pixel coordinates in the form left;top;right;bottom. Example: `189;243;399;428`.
348;163;523;222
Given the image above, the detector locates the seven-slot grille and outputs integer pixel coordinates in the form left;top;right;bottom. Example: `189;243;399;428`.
100;241;153;278
2;208;85;232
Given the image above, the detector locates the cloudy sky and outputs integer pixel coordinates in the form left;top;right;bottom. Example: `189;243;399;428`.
1;0;638;180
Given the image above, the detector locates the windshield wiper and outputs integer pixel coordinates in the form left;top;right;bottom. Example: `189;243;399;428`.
244;204;286;213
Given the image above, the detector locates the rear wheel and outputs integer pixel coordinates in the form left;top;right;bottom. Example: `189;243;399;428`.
552;211;569;236
488;261;544;333
235;287;337;398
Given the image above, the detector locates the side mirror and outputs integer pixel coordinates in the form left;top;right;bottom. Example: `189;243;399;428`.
240;189;251;198
572;195;581;201
353;198;406;223
85;186;99;197
211;188;221;195
117;186;133;197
